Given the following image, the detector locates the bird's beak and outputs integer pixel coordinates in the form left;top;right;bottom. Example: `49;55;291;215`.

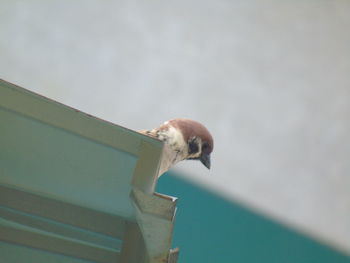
200;153;211;169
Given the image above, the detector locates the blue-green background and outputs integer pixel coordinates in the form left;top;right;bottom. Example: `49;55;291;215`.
157;173;350;263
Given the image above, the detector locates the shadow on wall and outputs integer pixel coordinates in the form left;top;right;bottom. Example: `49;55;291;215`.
157;173;350;263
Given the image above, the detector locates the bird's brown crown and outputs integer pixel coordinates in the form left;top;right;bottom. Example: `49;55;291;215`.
160;118;214;153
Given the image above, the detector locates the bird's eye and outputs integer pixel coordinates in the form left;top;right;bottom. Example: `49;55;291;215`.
202;142;209;152
188;138;199;154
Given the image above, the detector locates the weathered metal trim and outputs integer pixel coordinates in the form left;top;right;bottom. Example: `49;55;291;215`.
130;189;177;263
0;184;126;238
0;79;161;156
0;206;121;250
130;126;178;262
131;189;177;221
168;248;180;263
119;222;148;263
0;224;120;263
132;140;163;194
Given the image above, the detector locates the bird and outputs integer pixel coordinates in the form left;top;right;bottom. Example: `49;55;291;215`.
140;118;213;177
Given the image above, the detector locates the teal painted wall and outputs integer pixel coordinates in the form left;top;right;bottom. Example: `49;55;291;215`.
157;174;350;263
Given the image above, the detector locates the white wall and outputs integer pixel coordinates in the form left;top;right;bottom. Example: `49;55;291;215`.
1;0;350;253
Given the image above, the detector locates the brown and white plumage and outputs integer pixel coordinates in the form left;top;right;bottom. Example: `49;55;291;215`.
140;118;214;177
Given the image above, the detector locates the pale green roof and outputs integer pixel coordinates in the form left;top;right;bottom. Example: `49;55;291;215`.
0;79;178;263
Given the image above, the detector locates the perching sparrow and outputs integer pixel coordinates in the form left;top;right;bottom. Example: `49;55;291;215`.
140;118;213;177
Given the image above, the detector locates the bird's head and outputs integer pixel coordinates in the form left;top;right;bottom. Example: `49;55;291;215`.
159;118;214;169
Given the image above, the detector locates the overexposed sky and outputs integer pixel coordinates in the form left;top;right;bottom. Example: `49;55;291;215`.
1;0;350;253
